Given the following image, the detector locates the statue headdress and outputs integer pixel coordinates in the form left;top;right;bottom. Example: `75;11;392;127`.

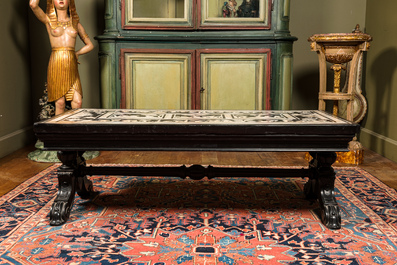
46;0;79;30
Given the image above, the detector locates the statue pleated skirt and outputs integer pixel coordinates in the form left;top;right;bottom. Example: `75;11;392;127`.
47;47;82;102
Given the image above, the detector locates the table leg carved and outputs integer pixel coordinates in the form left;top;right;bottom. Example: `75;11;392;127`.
50;151;94;226
305;151;340;229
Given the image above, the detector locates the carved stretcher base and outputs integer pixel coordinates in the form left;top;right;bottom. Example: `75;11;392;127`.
51;151;342;230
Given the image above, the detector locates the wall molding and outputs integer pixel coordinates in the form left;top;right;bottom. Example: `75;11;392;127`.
360;127;397;162
361;128;397;146
0;127;34;158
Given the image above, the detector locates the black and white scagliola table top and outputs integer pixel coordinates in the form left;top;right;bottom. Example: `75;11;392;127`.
34;109;359;152
42;108;351;124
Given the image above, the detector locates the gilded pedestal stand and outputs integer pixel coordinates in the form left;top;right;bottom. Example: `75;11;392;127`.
307;25;372;164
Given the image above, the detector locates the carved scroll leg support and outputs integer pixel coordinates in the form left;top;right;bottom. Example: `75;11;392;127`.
50;151;93;226
76;151;94;200
304;151;341;229
50;151;77;226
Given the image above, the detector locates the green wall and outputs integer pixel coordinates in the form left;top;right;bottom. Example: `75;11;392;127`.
360;0;397;162
290;0;367;110
0;1;35;158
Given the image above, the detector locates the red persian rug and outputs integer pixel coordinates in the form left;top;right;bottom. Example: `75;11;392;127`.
1;164;397;265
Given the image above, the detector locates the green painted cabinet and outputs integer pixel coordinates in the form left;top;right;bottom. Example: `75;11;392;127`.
97;0;296;110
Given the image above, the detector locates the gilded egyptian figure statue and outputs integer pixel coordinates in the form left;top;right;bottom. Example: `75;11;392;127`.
30;0;94;115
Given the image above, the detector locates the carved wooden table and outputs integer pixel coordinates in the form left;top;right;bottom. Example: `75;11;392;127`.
34;109;360;229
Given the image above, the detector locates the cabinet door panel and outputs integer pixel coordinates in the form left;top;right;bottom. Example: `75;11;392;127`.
132;0;184;18
123;52;193;109
200;51;270;110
